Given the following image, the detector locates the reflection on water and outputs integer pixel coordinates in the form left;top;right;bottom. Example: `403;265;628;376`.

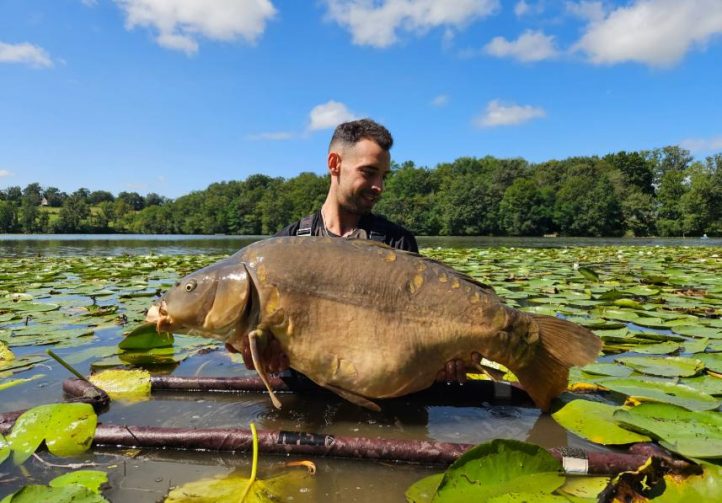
2;233;722;257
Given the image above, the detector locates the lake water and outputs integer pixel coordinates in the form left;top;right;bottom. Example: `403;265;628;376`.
1;233;721;257
1;234;720;501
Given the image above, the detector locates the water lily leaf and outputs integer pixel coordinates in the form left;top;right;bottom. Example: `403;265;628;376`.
119;323;173;350
623;286;660;297
615;356;703;377
683;338;709;354
487;493;570;502
4;302;60;313
0;374;44;391
433;439;564;502
556;476;609;499
552;400;650;445
0;433;9;464
599;378;720;411
0;484;108;503
0;341;14;361
613;298;642;309
0;355;47;374
579;363;633;377
679;375;722;396
697;353;722;373
6;403;97;464
630;341;680;355
89;369;151;401
577;267;599;282
406;473;444;503
49;470;108;494
164;468;314;503
614;403;722;458
652;464;722;502
672;325;722;339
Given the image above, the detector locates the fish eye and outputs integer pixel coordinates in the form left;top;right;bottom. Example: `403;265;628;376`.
185;279;197;292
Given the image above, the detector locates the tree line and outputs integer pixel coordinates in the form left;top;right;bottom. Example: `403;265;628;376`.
2;145;721;237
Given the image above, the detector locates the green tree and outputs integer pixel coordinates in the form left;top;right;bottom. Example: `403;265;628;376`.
0;200;17;232
620;190;656;236
499;178;554;236
88;190;115;204
54;194;90;233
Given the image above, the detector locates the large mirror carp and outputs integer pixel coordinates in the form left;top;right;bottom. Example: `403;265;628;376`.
146;237;601;411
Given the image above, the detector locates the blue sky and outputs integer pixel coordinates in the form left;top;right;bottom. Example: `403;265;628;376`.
1;0;721;199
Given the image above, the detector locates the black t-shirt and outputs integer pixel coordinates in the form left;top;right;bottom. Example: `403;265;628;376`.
274;210;419;253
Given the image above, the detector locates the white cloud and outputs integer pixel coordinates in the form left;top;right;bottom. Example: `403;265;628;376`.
565;1;606;23
246;131;296;141
308;101;358;131
574;0;722;67
484;30;558;62
431;94;449;107
514;1;530;16
0;169;15;178
323;0;499;48
0;42;52;68
680;136;722;153
115;0;277;55
474;100;546;127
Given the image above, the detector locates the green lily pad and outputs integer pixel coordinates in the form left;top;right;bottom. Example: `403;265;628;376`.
433;439;564;501
6;403;97;464
697;353;722;373
579;363;633;378
615;356;703;377
556;476;609;500
552;400;650;445
0;374;44;391
0;433;9;464
405;473;444;503
577;267;599;282
89;369;151;401
0;484;108;503
672;326;722;339
49;470;108;494
653;464;722;502
119;323;173;350
630;341;680;355
679;375;722;396
683;338;709;354
164;468;314;503
614;403;722;458
599;378;720;411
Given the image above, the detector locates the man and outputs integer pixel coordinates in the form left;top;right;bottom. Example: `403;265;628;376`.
234;118;472;383
275;119;418;252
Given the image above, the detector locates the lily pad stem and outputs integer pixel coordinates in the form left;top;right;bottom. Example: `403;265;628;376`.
46;349;90;383
239;422;259;502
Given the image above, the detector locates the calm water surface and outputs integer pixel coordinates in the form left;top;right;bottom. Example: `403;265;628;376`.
1;234;718;501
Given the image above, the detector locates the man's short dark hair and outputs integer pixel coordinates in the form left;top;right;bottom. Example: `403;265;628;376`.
329;118;393;152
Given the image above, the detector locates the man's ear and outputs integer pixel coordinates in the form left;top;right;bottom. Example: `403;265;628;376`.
328;151;342;175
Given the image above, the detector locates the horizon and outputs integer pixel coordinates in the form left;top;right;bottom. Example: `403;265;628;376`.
1;1;721;199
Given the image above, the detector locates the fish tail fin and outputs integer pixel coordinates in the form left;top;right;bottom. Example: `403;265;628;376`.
513;315;601;412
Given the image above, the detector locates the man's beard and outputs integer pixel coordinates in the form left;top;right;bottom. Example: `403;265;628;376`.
343;191;378;215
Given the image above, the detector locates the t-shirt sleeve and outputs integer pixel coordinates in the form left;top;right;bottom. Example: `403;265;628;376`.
274;221;299;237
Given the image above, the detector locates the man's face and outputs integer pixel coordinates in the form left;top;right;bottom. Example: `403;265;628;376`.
332;138;390;215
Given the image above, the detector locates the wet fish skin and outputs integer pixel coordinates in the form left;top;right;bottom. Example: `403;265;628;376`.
147;236;601;411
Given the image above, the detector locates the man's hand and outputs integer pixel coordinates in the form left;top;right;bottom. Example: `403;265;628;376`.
225;333;290;373
435;352;482;383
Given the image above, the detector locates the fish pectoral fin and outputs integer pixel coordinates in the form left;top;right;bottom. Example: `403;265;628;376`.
322;384;381;412
248;328;283;410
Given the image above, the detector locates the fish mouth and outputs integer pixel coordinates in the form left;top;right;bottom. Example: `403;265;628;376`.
146;300;174;333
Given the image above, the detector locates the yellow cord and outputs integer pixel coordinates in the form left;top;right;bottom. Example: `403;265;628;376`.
239;422;259;502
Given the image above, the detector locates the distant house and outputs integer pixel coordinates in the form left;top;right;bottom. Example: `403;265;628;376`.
40;197;48;207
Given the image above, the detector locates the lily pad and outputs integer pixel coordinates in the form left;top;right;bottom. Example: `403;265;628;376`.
0;433;9;464
672;325;722;339
615;356;703;377
552;400;650;445
49;470;108;494
89;369;151;401
679;375;722;396
579;363;633;378
599;378;720;411
653;464;722;502
696;353;722;373
119;323;174;350
614;403;722;458
0;484;108;503
433;439;564;501
6;403;97;464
